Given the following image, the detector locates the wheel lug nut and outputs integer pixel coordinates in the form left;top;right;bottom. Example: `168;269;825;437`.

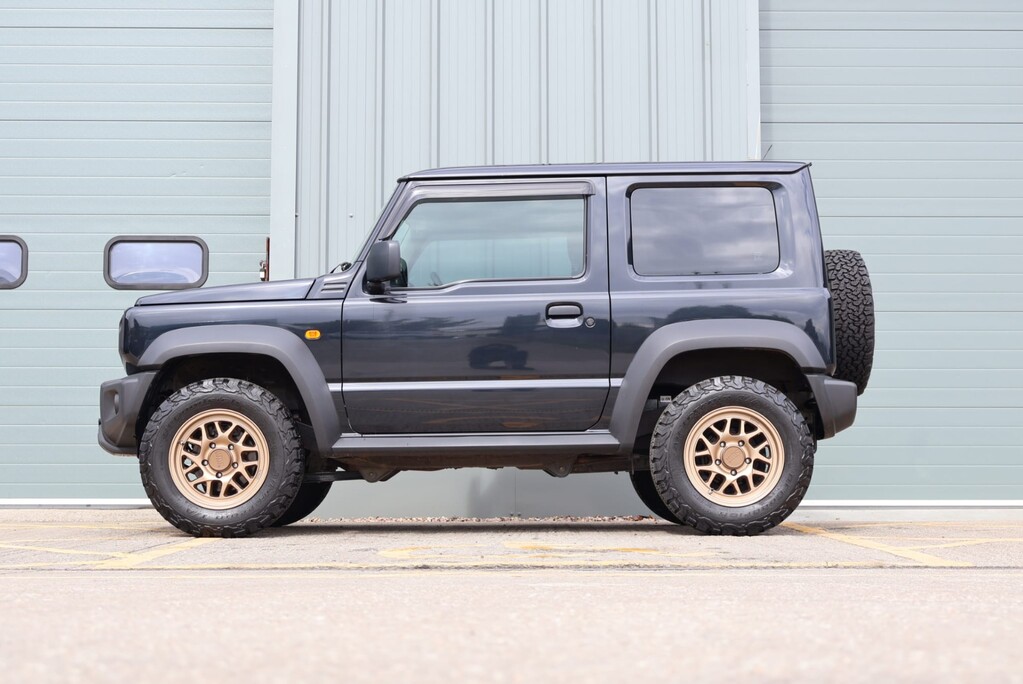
720;442;726;448
232;462;238;469
202;460;209;466
745;457;752;464
738;441;744;447
215;472;222;478
730;470;737;476
228;445;234;451
715;459;721;466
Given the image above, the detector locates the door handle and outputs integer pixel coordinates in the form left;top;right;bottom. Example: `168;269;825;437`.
546;303;583;328
546;303;583;319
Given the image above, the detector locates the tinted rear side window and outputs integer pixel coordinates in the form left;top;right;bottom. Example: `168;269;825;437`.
630;186;780;276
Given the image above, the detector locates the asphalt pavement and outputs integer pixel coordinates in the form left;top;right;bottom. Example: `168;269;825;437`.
1;508;1021;683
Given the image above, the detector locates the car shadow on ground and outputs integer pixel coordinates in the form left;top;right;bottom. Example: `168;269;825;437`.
254;520;802;537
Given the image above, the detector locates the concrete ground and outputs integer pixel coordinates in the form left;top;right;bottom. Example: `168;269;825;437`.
1;509;1021;683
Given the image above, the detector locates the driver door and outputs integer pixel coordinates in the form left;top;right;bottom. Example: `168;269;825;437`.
340;178;611;434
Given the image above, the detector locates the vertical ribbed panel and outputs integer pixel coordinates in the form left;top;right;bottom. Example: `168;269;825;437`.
295;0;759;276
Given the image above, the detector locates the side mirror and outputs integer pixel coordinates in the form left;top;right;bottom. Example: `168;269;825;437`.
366;240;401;284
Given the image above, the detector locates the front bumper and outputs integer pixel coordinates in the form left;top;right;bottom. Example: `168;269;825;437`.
97;371;157;456
806;374;858;439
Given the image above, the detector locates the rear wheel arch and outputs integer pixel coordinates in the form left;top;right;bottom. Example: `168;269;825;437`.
609;320;825;452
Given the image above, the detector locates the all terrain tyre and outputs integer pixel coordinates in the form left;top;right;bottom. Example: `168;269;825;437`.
824;249;875;395
629;470;684;525
139;378;305;538
272;481;332;527
649;376;815;536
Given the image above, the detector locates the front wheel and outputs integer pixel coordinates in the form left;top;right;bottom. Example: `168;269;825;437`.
139;378;305;537
273;481;332;527
649;376;814;536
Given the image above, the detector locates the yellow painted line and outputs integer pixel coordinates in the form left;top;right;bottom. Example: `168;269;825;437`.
81;559;888;571
93;537;218;570
0;542;130;558
841;522;1023;530
0;522;157;532
783;522;973;568
2;536;134;544
380;542;718;563
0;560;101;569
903;538;1023;551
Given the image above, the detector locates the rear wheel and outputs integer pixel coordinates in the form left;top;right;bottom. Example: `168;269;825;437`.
629;470;683;524
649;376;814;536
273;481;332;527
139;378;304;538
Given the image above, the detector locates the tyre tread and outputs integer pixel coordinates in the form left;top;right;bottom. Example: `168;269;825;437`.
649;376;815;536
139;378;304;538
825;249;875;395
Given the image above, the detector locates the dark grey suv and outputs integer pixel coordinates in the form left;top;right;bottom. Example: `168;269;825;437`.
99;162;874;537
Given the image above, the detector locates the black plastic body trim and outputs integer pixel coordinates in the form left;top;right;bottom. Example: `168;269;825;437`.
807;374;858;438
97;370;157;455
137;325;340;455
607;319;826;452
401;161;809;181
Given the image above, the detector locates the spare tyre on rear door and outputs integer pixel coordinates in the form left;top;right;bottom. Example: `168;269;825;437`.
824;249;875;395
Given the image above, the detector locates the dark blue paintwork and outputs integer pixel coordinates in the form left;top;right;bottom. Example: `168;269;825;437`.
122;299;343;382
136;278;316;306
340;176;611;434
102;162;849;463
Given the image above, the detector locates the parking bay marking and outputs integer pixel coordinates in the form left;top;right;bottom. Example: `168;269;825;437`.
783;522;972;568
93;536;219;570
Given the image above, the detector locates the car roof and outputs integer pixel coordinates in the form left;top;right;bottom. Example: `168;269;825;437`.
400;161;809;181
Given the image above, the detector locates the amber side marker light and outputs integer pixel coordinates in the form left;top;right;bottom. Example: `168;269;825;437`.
304;330;321;340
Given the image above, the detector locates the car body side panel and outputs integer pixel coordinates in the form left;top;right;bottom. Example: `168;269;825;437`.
605;170;834;380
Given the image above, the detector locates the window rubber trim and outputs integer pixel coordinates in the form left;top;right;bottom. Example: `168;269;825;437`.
0;235;28;290
103;235;209;291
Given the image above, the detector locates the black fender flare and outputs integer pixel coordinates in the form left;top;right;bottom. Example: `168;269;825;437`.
608;319;826;452
138;324;340;455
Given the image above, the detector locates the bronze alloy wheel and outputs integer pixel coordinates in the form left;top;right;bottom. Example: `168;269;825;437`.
167;408;270;510
683;405;785;507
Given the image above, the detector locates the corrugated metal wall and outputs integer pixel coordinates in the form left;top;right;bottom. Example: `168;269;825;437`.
761;0;1023;500
293;0;760;277
293;0;763;516
0;1;273;499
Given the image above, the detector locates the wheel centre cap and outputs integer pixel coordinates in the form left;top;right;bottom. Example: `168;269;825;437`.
208;449;232;472
721;446;746;470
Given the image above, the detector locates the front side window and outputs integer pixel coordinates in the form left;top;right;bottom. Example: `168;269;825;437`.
392;197;585;288
0;236;27;289
630;186;780;276
104;236;208;290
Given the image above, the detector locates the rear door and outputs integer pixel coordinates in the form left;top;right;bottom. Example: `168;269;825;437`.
340;178;610;434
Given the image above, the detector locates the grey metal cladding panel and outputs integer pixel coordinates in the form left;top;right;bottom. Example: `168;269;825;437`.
295;0;760;277
761;1;1023;501
0;1;272;498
